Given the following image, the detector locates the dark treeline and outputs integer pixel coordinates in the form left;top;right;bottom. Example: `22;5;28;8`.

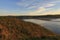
0;15;60;19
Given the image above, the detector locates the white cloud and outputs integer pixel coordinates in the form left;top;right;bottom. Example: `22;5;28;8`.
44;3;56;7
16;0;58;9
22;3;56;15
12;3;57;16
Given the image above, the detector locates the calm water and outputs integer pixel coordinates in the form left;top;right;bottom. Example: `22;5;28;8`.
23;19;60;34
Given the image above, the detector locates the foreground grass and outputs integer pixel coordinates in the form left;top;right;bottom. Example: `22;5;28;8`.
0;17;60;40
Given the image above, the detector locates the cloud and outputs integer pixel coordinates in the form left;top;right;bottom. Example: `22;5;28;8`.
22;9;60;16
23;7;46;15
0;0;59;16
27;6;37;9
44;3;56;7
23;3;56;15
16;0;57;9
15;1;57;16
16;0;35;7
43;9;60;15
0;8;60;16
36;9;60;15
17;2;29;7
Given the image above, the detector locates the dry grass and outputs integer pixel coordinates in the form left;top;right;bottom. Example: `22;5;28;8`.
0;17;58;40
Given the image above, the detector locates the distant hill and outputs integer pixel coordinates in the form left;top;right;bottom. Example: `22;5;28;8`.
0;15;60;21
0;17;59;40
0;15;60;19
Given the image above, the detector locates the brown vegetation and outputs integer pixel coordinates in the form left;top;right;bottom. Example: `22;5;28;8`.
0;17;56;40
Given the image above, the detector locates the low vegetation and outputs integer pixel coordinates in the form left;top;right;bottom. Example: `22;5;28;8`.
0;16;60;40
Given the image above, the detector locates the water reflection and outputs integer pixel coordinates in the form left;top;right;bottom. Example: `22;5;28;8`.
23;19;60;34
51;19;60;22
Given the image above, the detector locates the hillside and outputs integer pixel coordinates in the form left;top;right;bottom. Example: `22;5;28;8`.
0;17;59;40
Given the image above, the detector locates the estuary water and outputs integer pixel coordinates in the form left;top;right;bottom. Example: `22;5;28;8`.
23;19;60;34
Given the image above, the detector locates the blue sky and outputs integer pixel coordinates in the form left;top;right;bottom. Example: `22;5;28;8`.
0;0;60;16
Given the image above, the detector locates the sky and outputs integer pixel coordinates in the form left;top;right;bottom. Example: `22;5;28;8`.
0;0;60;16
